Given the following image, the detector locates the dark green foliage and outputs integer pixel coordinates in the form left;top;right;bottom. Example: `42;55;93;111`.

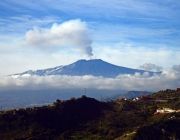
134;119;180;140
1;89;180;140
0;97;108;140
151;89;180;100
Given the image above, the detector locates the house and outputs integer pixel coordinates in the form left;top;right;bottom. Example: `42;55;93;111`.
155;107;176;114
163;108;176;113
140;94;149;100
132;97;139;101
156;107;164;113
176;88;180;91
119;97;125;101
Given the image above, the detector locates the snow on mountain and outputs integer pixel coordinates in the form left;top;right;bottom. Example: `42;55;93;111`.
12;59;161;78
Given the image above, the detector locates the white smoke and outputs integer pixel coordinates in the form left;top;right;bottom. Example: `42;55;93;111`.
25;19;93;57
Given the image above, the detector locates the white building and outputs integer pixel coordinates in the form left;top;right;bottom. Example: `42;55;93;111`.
156;107;176;114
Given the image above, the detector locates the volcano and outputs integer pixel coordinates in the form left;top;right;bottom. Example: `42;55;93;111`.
12;59;161;78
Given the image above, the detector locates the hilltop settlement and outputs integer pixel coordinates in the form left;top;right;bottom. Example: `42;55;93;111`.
0;88;180;140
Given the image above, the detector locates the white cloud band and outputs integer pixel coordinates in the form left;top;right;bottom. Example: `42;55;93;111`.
0;70;180;91
172;64;180;72
139;63;163;71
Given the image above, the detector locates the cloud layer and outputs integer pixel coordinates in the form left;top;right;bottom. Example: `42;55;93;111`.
139;63;163;71
25;19;93;57
172;64;180;72
0;70;180;92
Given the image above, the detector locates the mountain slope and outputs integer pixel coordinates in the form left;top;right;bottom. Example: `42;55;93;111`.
13;59;161;78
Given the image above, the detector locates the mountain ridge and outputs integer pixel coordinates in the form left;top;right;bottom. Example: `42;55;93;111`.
102;90;153;101
12;59;161;78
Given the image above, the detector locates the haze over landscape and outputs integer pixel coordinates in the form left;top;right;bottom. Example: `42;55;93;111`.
0;1;180;92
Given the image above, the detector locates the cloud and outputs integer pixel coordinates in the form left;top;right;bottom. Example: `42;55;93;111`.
139;63;163;71
93;43;179;70
25;19;93;57
0;70;180;91
172;64;180;72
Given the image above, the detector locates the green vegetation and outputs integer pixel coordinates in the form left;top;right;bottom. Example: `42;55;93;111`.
0;89;180;140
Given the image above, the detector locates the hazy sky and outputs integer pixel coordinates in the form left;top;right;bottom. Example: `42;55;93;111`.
0;0;180;91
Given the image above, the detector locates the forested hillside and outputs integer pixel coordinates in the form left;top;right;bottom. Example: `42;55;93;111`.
0;89;180;140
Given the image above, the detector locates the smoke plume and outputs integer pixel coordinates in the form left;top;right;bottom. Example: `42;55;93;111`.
25;19;93;57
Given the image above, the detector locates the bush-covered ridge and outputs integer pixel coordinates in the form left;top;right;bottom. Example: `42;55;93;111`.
0;89;180;140
0;96;109;140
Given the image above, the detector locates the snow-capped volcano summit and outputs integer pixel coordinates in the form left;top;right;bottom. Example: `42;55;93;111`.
12;59;161;78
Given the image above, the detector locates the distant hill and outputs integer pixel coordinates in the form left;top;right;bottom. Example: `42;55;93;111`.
11;59;161;78
102;91;153;101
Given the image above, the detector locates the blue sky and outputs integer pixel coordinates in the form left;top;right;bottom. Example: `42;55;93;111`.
0;0;180;91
